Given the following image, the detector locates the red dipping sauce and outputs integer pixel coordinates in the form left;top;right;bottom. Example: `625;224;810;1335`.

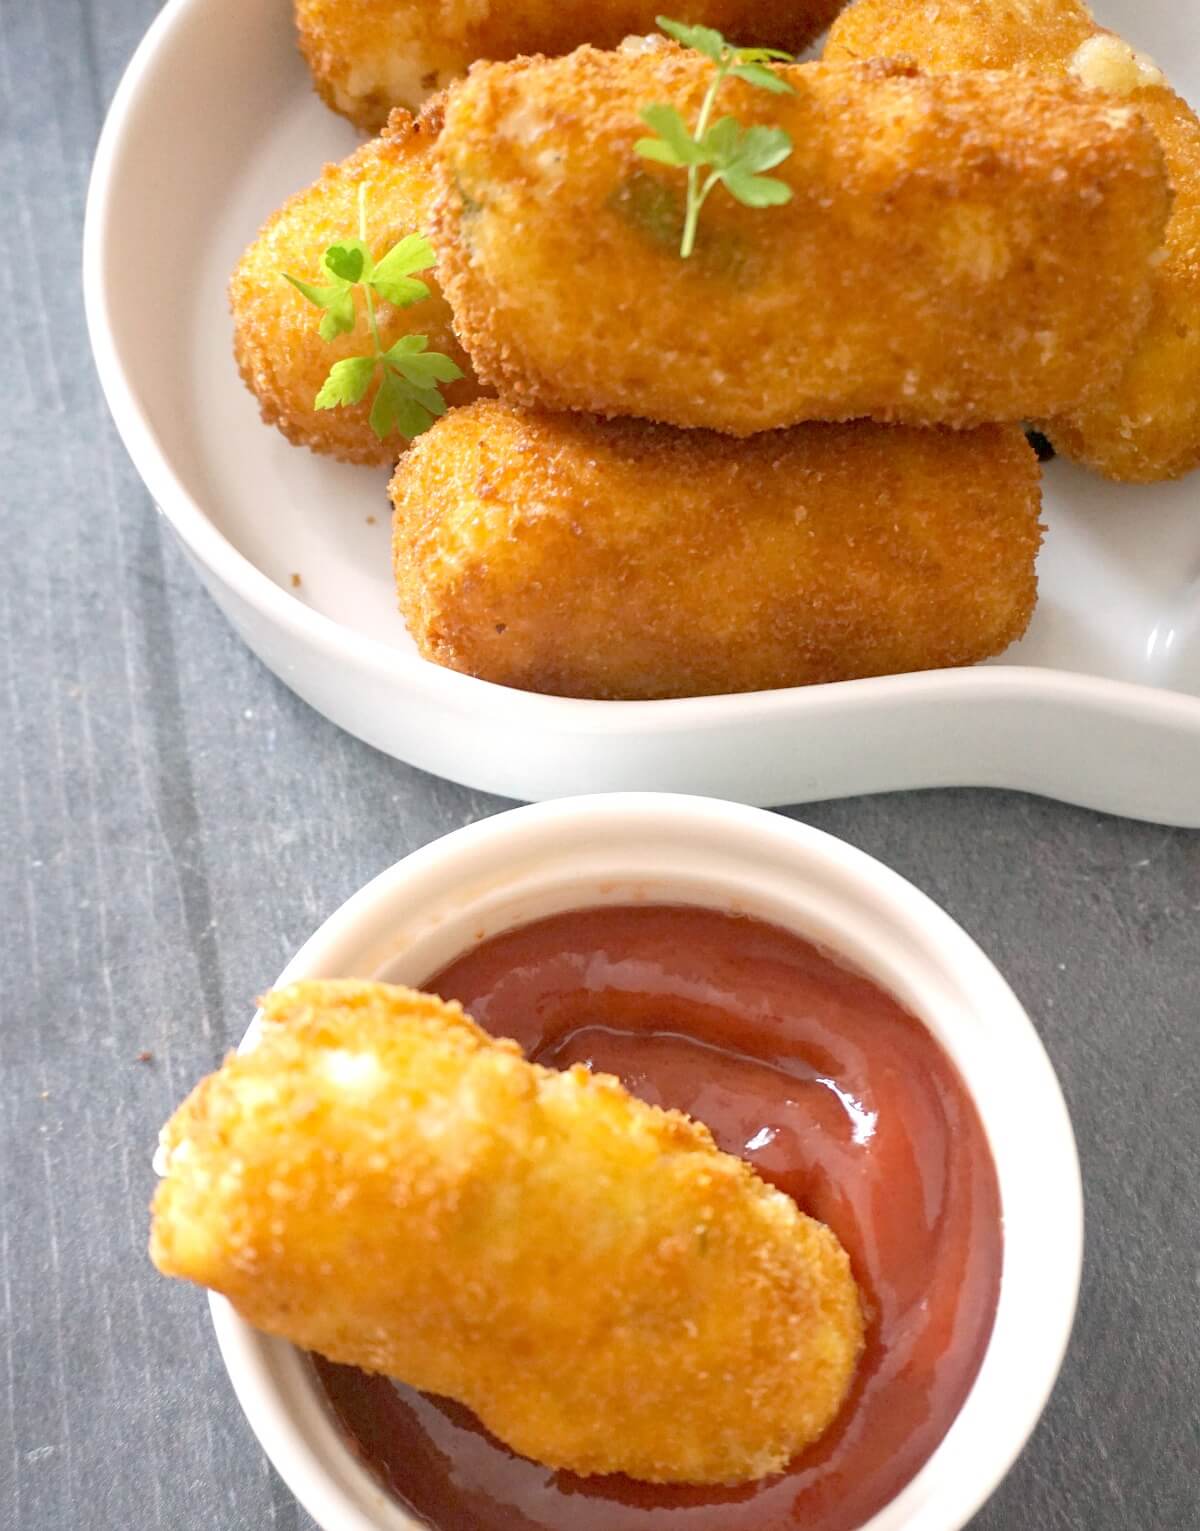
315;905;1002;1531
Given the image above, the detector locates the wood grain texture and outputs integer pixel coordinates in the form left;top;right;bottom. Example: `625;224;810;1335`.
1;0;1197;1526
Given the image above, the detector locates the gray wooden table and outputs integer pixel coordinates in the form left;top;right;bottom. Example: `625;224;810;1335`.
3;2;1198;1526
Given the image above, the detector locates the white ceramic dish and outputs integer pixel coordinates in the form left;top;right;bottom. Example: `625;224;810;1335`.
84;0;1200;821
204;793;1082;1531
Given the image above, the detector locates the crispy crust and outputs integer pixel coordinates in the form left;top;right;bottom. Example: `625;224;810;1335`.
294;0;846;133
826;0;1200;481
150;979;864;1485
389;400;1043;700
229;102;482;466
825;0;1096;72
432;46;1169;434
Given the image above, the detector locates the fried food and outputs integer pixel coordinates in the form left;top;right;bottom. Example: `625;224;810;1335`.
230;103;480;466
389;401;1043;699
151;979;864;1485
826;0;1200;482
432;44;1170;435
825;0;1095;73
294;1;847;133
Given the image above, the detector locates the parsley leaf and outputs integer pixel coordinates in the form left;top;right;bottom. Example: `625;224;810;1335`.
731;45;794;63
722;170;792;207
282;273;357;340
729;60;794;93
655;15;726;61
369;233;437;307
281;190;460;444
635;16;796;257
318;289;357;341
314;354;377;408
393;392;440;440
282;274;344;308
732;124;793;173
384;334;465;387
372;232;436;279
369;372;401;440
637;104;705;166
371;371;444;441
324;241;370;283
700;114;741;165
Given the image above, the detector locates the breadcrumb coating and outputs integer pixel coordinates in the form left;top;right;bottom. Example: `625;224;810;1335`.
230;103;481;466
826;0;1200;481
294;0;846;133
432;46;1169;434
151;979;864;1485
826;0;1095;73
389;401;1043;699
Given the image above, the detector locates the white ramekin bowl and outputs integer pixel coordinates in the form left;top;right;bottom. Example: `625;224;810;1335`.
208;793;1082;1531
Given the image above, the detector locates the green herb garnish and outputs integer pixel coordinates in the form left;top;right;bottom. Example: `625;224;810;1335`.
283;185;463;442
634;16;795;259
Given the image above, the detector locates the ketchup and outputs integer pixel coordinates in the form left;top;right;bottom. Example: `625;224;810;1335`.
315;905;1002;1531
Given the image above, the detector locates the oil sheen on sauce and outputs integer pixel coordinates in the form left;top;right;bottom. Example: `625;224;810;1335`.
315;905;1003;1531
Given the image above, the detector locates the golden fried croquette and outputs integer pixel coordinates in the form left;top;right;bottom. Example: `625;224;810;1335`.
432;45;1170;435
826;0;1200;482
151;979;864;1485
295;0;847;133
825;0;1094;73
389;401;1043;700
230;103;480;465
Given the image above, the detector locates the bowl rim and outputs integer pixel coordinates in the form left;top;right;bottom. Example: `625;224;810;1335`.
82;0;1200;742
200;792;1084;1531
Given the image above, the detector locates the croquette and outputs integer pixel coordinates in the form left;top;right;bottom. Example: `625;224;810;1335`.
825;0;1096;74
230;102;481;466
151;979;864;1485
432;44;1170;435
389;401;1043;700
295;0;847;133
826;0;1200;481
